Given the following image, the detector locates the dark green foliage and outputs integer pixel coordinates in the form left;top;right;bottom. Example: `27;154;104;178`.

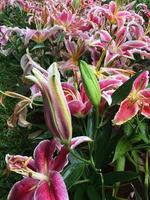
0;55;37;199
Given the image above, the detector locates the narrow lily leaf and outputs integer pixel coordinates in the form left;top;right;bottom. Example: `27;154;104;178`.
31;43;45;51
104;171;139;186
138;122;150;143
62;162;85;189
86;186;100;200
74;185;87;200
113;136;132;162
112;71;144;105
134;187;142;200
79;60;101;107
94;122;121;169
133;143;150;150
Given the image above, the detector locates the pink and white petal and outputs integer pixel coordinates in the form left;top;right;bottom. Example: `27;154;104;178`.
118;11;131;17
112;98;139;125
71;136;92;149
115;26;127;47
8;178;38;200
121;40;147;51
102;91;113;105
64;39;76;55
141;105;150;118
133;71;149;91
52;147;69;172
133;50;150;59
68;100;85;116
123;50;135;59
100;79;122;90
81;100;92;116
34;172;69;200
109;1;117;15
104;50;119;67
100;30;112;43
34;140;56;173
140;89;150;98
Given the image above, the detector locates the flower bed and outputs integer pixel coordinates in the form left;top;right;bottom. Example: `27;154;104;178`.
0;0;150;199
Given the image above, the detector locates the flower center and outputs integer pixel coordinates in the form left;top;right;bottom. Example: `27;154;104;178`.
6;154;49;182
128;90;139;103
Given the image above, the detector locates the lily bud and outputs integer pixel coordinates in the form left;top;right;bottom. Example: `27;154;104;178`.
26;62;72;144
79;60;101;107
72;0;80;10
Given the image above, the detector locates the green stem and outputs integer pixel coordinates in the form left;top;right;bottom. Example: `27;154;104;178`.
68;147;91;165
144;150;149;200
89;106;99;159
113;156;126;197
73;179;90;186
96;48;107;71
96;37;114;71
99;169;106;200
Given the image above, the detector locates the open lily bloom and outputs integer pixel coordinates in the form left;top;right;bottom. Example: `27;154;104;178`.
19;26;64;45
59;39;86;71
99;27;147;67
6;137;92;200
113;71;150;125
62;82;92;118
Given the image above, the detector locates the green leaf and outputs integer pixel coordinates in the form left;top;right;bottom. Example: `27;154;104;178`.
62;162;85;189
138;122;150;143
133;143;150;150
31;43;45;51
134;187;142;200
94;123;112;169
72;0;81;10
112;71;144;105
86;186;101;200
95;123;121;169
122;122;134;137
104;171;139;186
113;137;132;162
74;185;87;200
86;111;93;138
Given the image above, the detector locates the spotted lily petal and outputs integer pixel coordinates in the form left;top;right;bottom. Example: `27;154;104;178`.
112;98;139;125
133;71;149;91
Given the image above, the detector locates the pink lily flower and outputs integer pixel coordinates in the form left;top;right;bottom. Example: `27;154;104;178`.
98;27;147;67
62;82;92;118
103;1;131;27
0;26;12;46
99;74;129;106
89;1;131;28
26;63;72;144
0;0;6;11
20;26;63;45
60;39;86;71
6;137;92;200
113;71;150;125
51;9;85;33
